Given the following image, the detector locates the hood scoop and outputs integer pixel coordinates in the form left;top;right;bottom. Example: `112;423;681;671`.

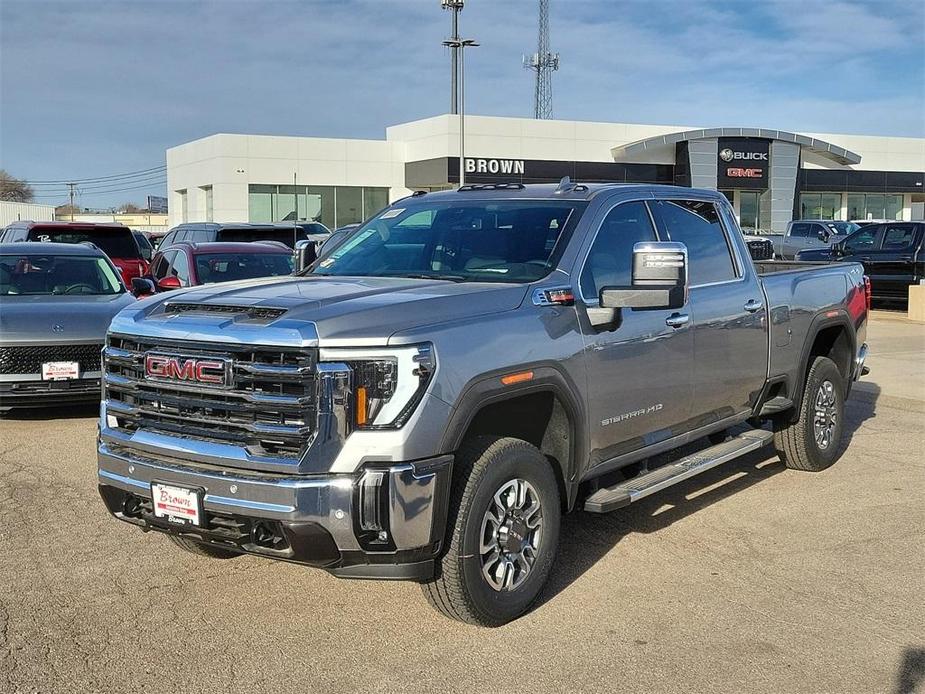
162;302;287;323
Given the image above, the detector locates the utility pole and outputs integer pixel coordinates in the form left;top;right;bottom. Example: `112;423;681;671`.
523;0;559;119
442;0;465;115
67;182;77;221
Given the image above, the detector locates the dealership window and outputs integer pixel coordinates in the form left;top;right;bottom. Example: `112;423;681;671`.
800;193;842;220
201;186;213;222
846;193;903;221
248;185;388;228
739;191;760;231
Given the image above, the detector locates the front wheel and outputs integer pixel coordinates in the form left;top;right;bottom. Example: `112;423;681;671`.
773;356;846;472
421;436;561;626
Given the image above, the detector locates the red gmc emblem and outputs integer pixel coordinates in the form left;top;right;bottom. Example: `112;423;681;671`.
726;167;764;178
144;353;230;387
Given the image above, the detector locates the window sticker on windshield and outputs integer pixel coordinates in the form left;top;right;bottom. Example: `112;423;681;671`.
380;208;404;219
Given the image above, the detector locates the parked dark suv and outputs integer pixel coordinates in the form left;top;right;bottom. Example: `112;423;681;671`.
796;221;924;300
159;222;330;249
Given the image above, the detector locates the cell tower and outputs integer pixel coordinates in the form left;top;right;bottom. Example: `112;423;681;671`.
523;0;559;119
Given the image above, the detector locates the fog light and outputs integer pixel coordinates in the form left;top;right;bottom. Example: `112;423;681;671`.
358;470;386;532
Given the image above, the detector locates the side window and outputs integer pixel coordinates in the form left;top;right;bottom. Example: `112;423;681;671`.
152;251;175;280
843;226;880;253
161;231;176;247
170;250;191;286
879;224;915;250
790;223;811;238
579;201;656;300
656;200;737;285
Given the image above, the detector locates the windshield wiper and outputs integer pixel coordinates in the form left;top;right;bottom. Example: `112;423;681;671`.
386;272;468;282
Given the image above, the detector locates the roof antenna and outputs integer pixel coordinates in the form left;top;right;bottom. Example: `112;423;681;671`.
554;176;572;193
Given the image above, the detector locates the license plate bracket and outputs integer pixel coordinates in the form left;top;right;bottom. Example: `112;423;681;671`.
42;361;79;380
151;482;204;527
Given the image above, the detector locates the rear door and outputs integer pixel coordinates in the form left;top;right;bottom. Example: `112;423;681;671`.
576;198;694;467
868;223;921;298
651;197;768;425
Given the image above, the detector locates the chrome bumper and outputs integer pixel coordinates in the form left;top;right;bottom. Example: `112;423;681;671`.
98;439;452;568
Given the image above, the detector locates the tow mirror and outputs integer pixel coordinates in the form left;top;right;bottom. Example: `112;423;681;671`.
294;239;318;273
599;241;688;311
817;229;830;242
131;277;156;297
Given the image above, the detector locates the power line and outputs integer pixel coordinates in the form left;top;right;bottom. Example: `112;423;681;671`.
30;178;167;200
24;165;166;185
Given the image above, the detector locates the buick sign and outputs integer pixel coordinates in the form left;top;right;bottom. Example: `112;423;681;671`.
464;158;526;175
717;138;770;189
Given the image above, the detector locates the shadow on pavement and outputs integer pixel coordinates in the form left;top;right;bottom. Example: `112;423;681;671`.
896;647;925;694
537;383;880;610
0;402;100;421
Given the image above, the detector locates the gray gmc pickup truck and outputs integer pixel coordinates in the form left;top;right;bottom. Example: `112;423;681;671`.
97;181;870;626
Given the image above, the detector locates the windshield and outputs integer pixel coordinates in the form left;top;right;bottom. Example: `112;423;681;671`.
0;254;124;296
826;222;861;235
27;226;141;259
194;252;294;283
216;228;307;248
311;200;585;283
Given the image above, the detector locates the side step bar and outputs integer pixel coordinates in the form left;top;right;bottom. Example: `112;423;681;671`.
584;429;774;513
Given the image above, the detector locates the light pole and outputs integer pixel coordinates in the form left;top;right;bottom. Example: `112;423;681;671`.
441;0;464;115
443;38;478;187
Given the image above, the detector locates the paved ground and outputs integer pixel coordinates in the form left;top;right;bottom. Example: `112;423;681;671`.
1;312;923;694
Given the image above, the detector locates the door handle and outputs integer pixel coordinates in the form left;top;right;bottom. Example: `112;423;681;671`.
900;256;913;263
744;299;764;313
665;313;690;329
860;256;872;262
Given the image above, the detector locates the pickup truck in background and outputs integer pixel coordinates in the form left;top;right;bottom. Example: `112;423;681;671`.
774;219;861;260
97;182;870;626
797;221;924;300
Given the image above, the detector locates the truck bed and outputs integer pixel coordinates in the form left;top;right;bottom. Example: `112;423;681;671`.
754;260;832;275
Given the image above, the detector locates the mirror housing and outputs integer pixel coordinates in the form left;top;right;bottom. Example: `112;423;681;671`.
131;277;156;297
156;276;181;291
294;239;318;273
817;229;830;242
599;241;687;311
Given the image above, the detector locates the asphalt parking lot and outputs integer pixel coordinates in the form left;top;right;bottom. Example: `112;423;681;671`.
1;311;923;694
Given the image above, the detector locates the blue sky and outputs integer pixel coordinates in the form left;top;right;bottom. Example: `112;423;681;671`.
1;0;923;208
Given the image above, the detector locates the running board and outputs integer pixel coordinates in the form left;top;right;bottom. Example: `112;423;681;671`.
583;429;774;513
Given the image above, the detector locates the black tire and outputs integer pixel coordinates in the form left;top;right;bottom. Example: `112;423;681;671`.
166;534;241;559
421;436;561;627
773;356;845;472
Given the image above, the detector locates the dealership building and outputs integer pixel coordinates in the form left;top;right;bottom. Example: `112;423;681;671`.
166;114;925;232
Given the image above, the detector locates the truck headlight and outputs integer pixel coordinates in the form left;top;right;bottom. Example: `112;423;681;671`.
319;344;435;429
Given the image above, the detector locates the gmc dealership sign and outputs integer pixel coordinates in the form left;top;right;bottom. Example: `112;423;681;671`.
464;158;526;175
717;138;770;189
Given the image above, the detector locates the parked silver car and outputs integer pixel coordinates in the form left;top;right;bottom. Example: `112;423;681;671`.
0;242;136;410
774;220;861;259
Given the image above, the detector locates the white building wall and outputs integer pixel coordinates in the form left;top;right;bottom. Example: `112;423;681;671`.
0;201;56;226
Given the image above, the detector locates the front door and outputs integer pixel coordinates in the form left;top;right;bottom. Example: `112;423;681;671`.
650;198;768;424
576;199;693;467
866;223;921;298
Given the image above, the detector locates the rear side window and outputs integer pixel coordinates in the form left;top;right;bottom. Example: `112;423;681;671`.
790;223;812;238
580;201;656;300
655;200;737;285
879;224;916;250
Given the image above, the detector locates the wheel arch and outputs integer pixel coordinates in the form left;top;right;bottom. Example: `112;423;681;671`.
440;364;586;510
789;310;856;421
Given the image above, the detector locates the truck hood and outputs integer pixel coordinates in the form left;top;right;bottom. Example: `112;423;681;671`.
111;275;530;345
0;292;136;344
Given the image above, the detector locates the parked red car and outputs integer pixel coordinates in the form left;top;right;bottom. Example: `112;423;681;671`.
138;242;295;293
0;221;149;286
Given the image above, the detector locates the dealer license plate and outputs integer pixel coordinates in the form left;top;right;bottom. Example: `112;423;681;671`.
42;361;79;380
151;483;202;526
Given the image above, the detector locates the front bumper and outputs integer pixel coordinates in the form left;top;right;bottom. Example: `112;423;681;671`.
0;377;102;408
98;440;452;580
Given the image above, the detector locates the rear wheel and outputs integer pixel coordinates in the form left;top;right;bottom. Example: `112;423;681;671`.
167;534;241;559
773;356;845;472
421;436;561;626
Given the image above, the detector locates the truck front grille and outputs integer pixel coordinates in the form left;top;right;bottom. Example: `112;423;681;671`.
746;239;773;261
0;343;103;375
103;335;317;459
